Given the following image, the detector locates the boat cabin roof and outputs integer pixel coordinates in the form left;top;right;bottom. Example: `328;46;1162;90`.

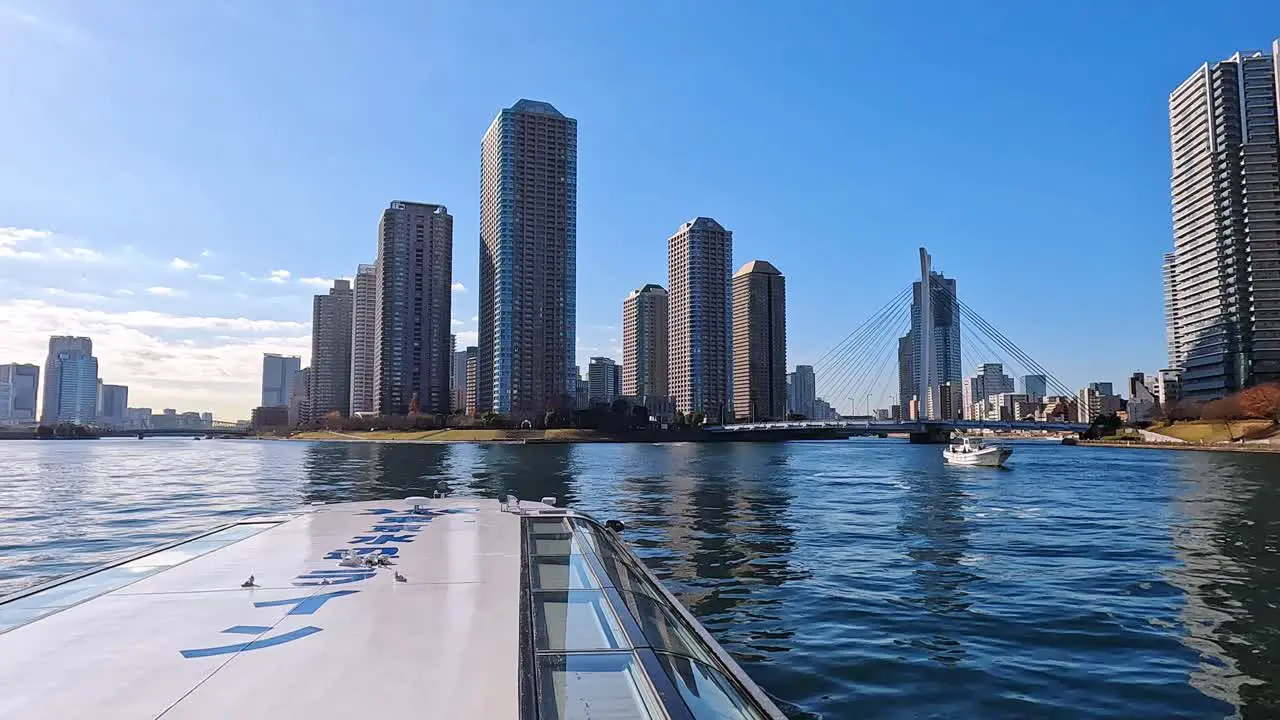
0;498;782;719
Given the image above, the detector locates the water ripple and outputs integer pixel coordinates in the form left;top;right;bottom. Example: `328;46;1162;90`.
2;438;1278;718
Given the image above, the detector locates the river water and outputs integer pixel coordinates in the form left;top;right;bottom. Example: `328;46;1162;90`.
1;437;1277;718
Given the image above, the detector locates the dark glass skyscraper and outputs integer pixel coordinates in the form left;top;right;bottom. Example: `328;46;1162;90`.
479;100;578;416
899;273;961;412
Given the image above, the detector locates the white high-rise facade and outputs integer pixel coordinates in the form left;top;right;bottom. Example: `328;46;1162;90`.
349;263;377;415
1164;41;1280;400
41;336;98;424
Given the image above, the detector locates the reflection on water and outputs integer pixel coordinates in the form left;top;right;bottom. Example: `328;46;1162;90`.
1168;452;1280;718
2;437;1280;718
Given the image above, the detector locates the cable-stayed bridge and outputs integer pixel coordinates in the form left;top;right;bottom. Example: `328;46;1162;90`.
716;248;1090;440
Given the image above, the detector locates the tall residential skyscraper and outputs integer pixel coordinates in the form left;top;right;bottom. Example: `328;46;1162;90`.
310;279;354;421
451;349;468;413
479;99;577;416
349;262;377;415
1165;42;1280;400
668;217;732;420
896;334;913;418
374;201;454;416
41;336;98;424
621;284;669;398
899;272;961;415
464;346;479;416
731;260;787;421
261;354;302;408
790;364;815;419
587;357;621;406
0;364;39;424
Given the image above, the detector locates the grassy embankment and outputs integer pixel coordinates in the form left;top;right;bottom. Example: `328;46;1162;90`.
1145;420;1278;444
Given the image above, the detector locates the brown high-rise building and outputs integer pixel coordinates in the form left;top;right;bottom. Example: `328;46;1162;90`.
374;201;453;416
731;260;786;422
310;279;353;421
621;284;668;398
479;99;577;417
667;217;732;420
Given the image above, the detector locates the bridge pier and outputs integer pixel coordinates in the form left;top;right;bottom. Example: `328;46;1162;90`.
908;426;951;444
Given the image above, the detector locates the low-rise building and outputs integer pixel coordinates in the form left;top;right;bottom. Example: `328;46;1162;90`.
252;405;290;430
620;395;676;424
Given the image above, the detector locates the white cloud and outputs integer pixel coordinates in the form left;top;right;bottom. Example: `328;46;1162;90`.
147;286;181;296
269;269;291;284
451;281;466;293
0;228;103;262
200;249;213;258
0;227;51;259
197;273;224;281
451;318;465;327
114;289;135;296
298;276;330;288
470;315;478;323
43;287;108;303
170;257;197;270
456;331;478;347
0;298;309;421
52;247;104;262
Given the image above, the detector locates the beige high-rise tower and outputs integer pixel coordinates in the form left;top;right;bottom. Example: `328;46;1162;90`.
667;217;732;420
349;263;377;415
731;260;786;422
621;284;668;398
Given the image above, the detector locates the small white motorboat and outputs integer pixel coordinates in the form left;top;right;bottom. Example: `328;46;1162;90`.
943;434;1012;467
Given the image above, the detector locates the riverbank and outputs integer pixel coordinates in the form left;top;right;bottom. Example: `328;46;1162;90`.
285;428;708;444
1080;439;1280;453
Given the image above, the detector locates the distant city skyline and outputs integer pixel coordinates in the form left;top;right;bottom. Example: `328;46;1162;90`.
3;5;1276;418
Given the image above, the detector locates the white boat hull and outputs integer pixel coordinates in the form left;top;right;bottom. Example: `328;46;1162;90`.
943;445;1013;467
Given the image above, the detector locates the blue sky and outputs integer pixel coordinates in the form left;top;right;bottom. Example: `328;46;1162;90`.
2;1;1278;418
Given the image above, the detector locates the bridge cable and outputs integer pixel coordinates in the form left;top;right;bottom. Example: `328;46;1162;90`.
812;288;912;383
810;285;913;369
814;292;912;402
818;300;910;408
930;283;1073;396
928;280;1069;393
824;304;910;414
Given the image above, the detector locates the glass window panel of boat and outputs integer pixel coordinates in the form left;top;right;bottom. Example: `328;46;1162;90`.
0;564;166;612
532;531;587;556
591;548;666;601
569;517;618;554
654;652;768;720
537;652;664;720
527;518;573;537
533;590;629;651
531;555;600;590
615;590;716;665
